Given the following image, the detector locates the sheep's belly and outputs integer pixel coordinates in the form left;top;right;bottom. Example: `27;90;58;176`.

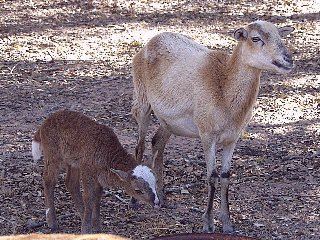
159;115;199;138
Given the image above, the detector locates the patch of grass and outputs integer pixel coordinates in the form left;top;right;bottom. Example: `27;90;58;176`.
130;40;143;47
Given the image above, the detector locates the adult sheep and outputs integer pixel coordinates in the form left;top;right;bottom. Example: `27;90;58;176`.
131;20;294;233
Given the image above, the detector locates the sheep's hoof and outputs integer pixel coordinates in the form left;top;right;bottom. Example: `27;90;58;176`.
128;197;140;209
202;213;215;233
92;226;102;233
157;192;166;207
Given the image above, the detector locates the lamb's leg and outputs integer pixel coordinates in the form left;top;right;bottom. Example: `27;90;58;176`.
200;134;218;233
81;173;95;234
219;142;236;233
65;166;84;220
43;158;60;230
92;183;103;233
151;125;171;205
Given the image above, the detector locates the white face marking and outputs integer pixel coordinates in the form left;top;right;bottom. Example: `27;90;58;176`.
132;165;159;205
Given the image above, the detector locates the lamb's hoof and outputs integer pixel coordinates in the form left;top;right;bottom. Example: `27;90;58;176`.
223;224;235;234
47;220;58;231
202;224;215;233
47;224;58;232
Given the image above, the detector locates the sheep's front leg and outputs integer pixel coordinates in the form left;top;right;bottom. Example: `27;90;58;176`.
219;142;236;233
134;104;152;163
131;103;152;208
201;135;218;233
151;126;171;205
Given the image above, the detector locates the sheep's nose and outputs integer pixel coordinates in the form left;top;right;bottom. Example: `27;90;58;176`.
284;53;293;65
154;197;160;208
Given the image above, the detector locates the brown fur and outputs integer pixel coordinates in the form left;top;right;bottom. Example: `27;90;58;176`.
33;110;158;233
34;110;136;187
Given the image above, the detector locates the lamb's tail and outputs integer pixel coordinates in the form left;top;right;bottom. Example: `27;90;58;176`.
32;129;42;162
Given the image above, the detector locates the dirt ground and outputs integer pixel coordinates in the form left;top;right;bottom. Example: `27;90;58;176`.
0;1;319;239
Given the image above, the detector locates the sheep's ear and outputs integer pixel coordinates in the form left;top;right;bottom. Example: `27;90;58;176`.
111;169;128;181
278;26;295;38
234;28;248;41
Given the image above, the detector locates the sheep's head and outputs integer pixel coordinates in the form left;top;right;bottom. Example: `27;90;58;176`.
111;165;160;208
234;20;294;74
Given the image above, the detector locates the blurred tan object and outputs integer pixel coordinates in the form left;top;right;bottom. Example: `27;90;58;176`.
0;233;129;240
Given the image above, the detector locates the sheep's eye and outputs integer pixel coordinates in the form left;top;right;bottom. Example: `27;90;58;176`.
251;37;261;42
135;189;144;194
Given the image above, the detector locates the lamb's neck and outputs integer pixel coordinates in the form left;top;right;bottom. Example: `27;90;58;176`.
111;152;137;191
99;148;136;188
109;147;137;173
224;43;261;125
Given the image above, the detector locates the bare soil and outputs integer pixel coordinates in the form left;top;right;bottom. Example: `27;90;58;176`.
0;1;319;239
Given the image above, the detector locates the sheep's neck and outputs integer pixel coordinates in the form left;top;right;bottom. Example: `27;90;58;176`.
224;43;261;126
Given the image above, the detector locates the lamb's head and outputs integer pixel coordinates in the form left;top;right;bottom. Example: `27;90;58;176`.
111;165;160;208
234;20;294;74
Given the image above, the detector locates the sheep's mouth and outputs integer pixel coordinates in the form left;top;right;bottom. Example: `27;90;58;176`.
272;60;292;71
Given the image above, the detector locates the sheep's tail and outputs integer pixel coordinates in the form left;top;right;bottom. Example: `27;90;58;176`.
32;129;42;162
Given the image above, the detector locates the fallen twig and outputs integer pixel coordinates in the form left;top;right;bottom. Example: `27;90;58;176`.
9;63;20;74
114;194;127;204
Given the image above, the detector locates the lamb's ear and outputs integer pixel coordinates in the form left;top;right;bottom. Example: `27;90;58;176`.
278;26;295;38
234;28;248;41
111;169;128;181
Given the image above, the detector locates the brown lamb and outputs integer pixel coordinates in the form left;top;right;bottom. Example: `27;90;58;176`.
32;110;159;233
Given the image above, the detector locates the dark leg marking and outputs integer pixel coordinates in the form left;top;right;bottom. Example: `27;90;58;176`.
208;170;219;185
221;171;230;178
207;185;215;212
207;171;219;211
